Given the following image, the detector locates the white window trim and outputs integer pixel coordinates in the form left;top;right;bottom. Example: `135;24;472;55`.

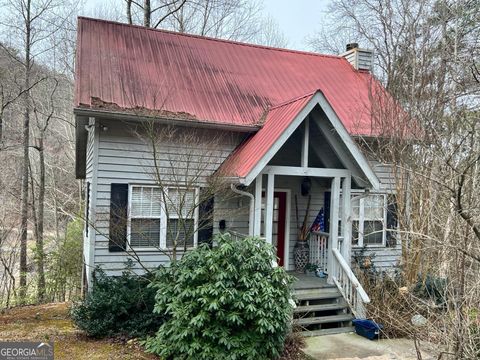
351;191;387;248
84;181;90;239
127;184;199;251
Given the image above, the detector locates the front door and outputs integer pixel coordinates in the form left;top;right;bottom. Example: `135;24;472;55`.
261;192;287;266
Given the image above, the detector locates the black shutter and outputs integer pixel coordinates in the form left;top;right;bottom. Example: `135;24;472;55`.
109;183;128;252
198;188;214;247
386;194;398;247
324;191;331;233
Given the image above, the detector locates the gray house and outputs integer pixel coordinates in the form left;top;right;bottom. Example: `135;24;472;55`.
75;17;401;335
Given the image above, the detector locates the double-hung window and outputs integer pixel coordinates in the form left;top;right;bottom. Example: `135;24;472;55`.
130;186;163;248
165;188;196;249
352;194;387;247
128;185;198;249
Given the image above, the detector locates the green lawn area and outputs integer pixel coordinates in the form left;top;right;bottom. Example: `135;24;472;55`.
0;303;156;360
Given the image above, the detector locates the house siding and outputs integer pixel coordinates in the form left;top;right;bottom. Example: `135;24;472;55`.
90;119;245;276
362;156;401;271
369;159;396;193
86;118;401;278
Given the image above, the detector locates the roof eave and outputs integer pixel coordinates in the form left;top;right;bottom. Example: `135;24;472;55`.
73;107;261;133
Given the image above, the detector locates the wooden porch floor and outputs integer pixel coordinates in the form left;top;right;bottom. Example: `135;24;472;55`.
289;272;333;290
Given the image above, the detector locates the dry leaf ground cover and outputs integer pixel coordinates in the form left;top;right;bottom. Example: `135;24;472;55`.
0;302;156;360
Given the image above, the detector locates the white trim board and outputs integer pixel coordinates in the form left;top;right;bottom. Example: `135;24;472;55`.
259;188;292;271
263;166;351;178
241;91;380;190
86;118;100;290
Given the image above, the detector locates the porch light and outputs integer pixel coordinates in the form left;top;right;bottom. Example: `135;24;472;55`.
301;177;312;196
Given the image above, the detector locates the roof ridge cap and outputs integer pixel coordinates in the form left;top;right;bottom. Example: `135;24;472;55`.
77;16;342;60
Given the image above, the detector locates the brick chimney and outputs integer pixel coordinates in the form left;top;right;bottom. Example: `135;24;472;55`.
341;43;374;72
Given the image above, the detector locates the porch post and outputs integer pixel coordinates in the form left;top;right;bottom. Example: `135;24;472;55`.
265;173;275;245
327;176;340;284
342;175;352;262
253;174;263;236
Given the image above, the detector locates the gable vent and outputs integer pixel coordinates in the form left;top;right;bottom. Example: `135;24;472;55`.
341;43;374;72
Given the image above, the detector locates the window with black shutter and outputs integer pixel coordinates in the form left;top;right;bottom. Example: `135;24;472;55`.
198;188;214;246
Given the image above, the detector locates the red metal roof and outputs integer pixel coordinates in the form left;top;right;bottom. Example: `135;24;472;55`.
75;17;385;135
218;92;315;178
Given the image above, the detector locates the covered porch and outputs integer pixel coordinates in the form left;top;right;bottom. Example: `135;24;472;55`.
290;272;330;290
220;91;377;318
254;168;353;281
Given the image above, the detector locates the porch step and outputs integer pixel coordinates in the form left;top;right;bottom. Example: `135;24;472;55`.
294;314;354;326
294;303;347;314
299;326;355;337
293;290;342;301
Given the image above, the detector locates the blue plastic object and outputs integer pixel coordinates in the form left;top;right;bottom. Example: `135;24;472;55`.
352;319;383;340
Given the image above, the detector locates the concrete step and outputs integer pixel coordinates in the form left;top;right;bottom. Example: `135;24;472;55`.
299;326;355;337
294;314;354;326
294;303;347;314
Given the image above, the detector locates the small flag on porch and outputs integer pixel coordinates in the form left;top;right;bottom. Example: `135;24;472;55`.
311;208;325;232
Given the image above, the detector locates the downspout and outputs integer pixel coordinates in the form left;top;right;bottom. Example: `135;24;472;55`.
230;183;254;236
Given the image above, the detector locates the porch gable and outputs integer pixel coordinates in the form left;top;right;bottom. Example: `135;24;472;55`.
219;90;380;190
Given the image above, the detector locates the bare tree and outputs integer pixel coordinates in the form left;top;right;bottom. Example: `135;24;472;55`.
126;0;188;29
250;15;289;48
96;119;240;274
310;0;480;358
0;0;77;303
29;78;58;302
87;0;285;45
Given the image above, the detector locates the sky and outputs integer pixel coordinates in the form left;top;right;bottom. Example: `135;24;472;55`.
81;0;330;51
262;0;329;49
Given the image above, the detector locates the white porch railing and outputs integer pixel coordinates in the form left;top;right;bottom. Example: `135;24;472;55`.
308;231;329;272
331;248;370;318
227;230;248;241
228;230;266;243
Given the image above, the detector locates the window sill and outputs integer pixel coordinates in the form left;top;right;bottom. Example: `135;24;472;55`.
128;246;196;252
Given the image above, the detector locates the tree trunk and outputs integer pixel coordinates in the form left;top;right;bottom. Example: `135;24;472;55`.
36;135;46;302
126;0;133;24
19;0;32;303
144;0;151;27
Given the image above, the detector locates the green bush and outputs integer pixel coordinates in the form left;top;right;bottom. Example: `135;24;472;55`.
71;268;162;338
145;234;294;360
45;217;84;302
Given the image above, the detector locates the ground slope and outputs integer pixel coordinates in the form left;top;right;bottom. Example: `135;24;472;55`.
0;303;156;360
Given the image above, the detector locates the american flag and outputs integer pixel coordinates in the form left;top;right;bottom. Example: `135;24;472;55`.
310;208;325;232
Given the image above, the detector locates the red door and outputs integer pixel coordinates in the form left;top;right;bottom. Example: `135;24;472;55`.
262;192;287;266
